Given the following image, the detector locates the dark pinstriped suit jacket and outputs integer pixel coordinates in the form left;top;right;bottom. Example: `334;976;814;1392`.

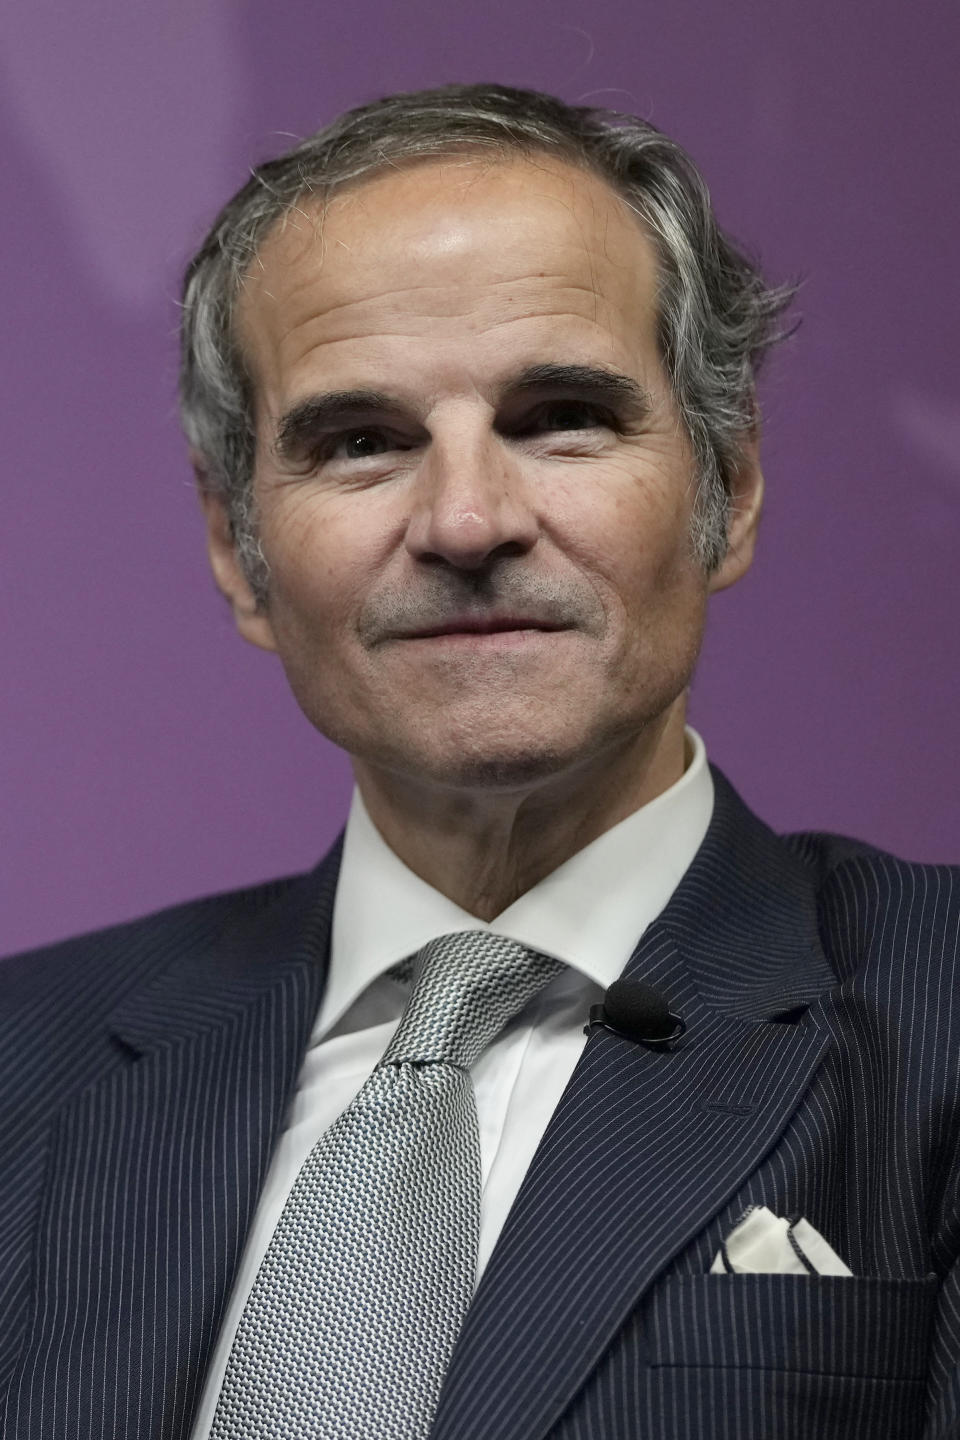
2;769;960;1439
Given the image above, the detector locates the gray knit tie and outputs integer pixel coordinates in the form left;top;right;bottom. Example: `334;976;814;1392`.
209;930;562;1440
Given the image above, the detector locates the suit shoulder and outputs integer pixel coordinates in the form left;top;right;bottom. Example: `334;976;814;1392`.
781;825;959;896
0;855;340;1144
782;829;960;984
0;872;306;1017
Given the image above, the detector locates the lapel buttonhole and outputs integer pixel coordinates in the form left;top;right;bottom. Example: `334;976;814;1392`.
768;1005;810;1024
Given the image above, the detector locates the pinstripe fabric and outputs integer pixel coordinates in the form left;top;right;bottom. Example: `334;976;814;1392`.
0;850;339;1439
2;776;960;1439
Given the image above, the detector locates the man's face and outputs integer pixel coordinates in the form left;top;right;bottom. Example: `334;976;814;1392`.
209;155;760;796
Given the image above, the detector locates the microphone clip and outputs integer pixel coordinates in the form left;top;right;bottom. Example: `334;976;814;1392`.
584;980;686;1049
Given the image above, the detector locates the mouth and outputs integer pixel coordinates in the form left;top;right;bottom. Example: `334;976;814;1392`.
403;616;568;640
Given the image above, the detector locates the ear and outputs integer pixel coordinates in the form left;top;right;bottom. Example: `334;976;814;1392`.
193;460;278;653
707;434;765;594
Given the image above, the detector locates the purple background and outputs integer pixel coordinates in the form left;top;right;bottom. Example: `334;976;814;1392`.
2;0;958;957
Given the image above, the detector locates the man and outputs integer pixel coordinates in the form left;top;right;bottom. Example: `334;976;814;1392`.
1;83;958;1440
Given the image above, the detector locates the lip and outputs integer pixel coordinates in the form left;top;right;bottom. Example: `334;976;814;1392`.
392;621;572;653
401;627;565;649
397;615;569;640
402;616;567;639
389;627;574;660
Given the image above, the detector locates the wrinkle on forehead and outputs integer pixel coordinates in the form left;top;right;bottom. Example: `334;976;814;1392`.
235;154;663;406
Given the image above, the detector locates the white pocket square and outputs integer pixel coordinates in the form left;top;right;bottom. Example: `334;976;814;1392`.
710;1205;853;1276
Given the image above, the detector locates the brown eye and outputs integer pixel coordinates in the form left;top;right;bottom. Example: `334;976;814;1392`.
525;400;617;435
334;429;392;459
542;402;599;430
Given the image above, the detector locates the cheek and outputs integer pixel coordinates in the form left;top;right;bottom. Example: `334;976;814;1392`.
549;470;697;614
259;490;390;634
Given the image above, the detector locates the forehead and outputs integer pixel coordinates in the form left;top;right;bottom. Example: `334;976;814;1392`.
235;154;664;406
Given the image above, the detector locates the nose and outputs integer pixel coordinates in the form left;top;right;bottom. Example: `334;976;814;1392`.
404;429;540;571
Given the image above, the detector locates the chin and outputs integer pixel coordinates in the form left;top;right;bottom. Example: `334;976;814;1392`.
395;738;577;794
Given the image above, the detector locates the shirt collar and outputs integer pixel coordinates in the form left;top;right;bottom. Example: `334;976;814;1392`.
319;728;713;1036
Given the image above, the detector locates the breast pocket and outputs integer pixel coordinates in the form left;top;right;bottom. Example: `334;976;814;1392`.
645;1274;938;1440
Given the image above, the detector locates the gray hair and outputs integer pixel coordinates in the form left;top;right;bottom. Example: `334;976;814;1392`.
179;83;796;602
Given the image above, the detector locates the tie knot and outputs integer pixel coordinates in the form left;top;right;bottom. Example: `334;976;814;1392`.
382;931;563;1070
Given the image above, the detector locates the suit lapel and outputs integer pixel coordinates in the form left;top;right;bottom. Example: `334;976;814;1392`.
4;846;340;1440
432;771;837;1440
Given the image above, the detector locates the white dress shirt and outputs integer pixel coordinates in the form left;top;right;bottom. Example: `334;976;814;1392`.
190;729;713;1438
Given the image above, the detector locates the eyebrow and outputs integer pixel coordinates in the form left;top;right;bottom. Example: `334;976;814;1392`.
273;363;652;459
504;363;652;416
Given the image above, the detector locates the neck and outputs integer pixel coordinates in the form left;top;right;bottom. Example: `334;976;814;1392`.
352;702;689;920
